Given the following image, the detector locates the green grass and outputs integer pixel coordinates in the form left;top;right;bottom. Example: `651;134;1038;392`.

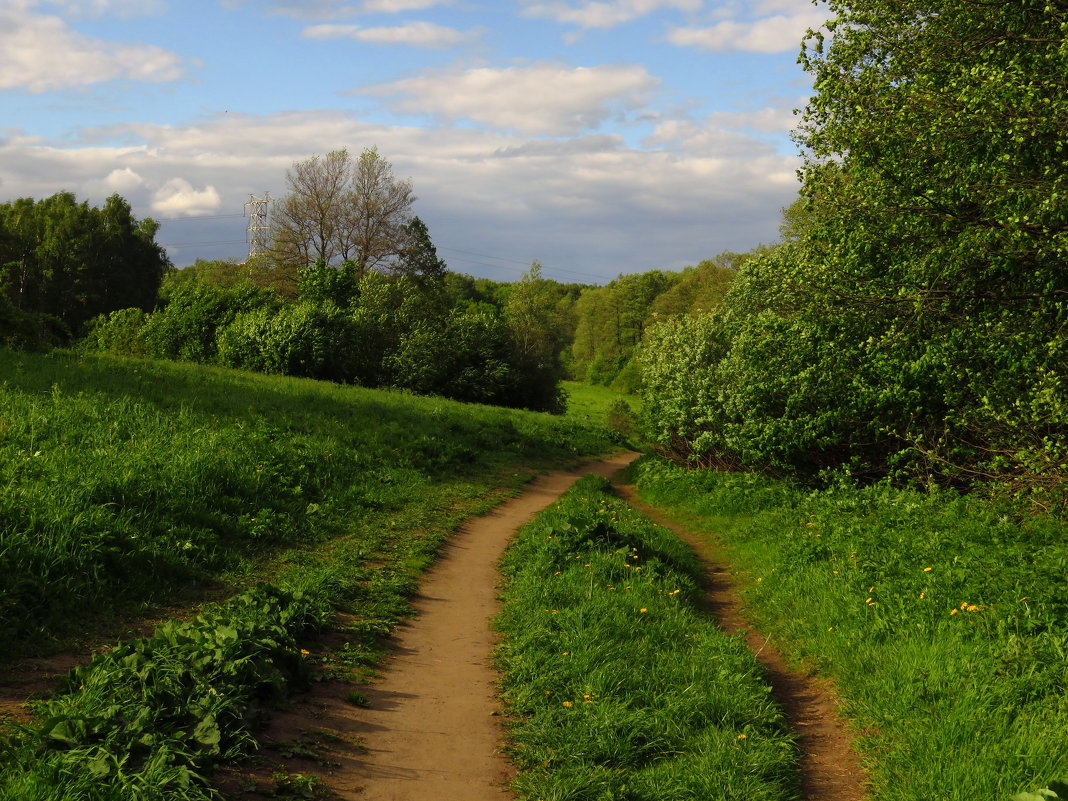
0;347;621;799
495;474;799;801
0;348;617;653
561;380;641;421
631;456;1068;801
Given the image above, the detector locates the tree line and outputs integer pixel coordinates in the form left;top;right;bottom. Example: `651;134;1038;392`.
638;0;1067;513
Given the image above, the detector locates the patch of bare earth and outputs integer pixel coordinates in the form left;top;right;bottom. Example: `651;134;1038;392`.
217;452;639;801
615;486;869;801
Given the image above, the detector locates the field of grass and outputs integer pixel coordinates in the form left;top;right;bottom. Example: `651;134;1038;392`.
561;380;640;420
495;474;799;801
0;348;621;799
0;349;617;653
631;457;1068;801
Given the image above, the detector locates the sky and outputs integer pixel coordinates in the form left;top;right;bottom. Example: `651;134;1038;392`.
0;0;828;284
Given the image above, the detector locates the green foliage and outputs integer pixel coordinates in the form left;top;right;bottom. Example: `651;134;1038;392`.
0;584;323;801
0;193;169;340
639;1;1068;505
634;457;1068;800
217;300;358;381
496;475;798;800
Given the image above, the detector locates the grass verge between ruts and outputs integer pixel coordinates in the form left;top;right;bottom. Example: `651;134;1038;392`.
495;474;799;801
630;456;1068;801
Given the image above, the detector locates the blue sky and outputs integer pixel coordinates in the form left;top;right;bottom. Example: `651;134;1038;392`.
0;0;828;283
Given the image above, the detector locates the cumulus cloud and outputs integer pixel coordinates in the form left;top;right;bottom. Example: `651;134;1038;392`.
151;178;222;216
357;63;660;136
244;0;450;19
664;4;827;53
0;1;185;92
0;110;799;278
520;0;701;29
303;21;480;48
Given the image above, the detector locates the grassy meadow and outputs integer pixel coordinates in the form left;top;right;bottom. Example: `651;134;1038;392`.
495;475;799;801
0;348;617;652
0;347;624;799
630;457;1068;801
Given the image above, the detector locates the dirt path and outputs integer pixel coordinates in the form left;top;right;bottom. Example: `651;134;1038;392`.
616;486;868;801
222;452;639;801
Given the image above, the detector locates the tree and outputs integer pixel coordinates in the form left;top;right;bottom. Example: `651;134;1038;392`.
639;0;1068;504
394;216;447;282
272;147;415;274
0;192;168;342
504;261;569;413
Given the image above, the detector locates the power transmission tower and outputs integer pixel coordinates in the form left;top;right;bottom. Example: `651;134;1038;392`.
244;192;272;262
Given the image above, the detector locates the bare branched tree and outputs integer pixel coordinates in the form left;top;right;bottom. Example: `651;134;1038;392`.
272;147;415;273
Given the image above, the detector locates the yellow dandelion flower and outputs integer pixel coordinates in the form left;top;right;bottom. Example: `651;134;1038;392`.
950;609;959;616
562;701;573;707
737;734;747;740
300;649;310;656
923;567;933;572
640;608;648;613
866;597;873;603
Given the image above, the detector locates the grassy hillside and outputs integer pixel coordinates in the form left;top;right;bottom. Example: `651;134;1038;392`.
0;348;617;654
631;457;1068;801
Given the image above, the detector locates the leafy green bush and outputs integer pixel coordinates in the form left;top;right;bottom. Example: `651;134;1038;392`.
0;584;324;801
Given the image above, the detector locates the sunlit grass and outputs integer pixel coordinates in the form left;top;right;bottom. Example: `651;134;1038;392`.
632;456;1068;801
495;475;799;800
0;348;616;653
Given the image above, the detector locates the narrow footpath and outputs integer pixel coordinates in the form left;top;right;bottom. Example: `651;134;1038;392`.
617;485;869;801
227;452;639;800
227;453;867;801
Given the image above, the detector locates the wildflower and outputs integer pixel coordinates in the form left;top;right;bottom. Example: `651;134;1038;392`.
827;627;833;632
950;609;959;616
544;691;551;695
966;604;981;612
919;592;925;599
923;567;933;572
737;734;747;740
640;608;647;613
562;701;573;707
562;652;569;655
866;598;872;604
757;577;763;583
300;649;310;656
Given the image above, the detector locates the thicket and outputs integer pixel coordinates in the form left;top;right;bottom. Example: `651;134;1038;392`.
496;475;798;800
85;258;570;413
0;193;169;349
639;0;1068;511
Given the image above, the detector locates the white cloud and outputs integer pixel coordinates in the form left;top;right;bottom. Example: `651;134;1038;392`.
520;0;701;29
303;21;480;48
102;166;145;191
151;178;222;216
0;1;185;92
0;110;799;278
665;7;827;53
247;0;450;19
358;63;660;136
